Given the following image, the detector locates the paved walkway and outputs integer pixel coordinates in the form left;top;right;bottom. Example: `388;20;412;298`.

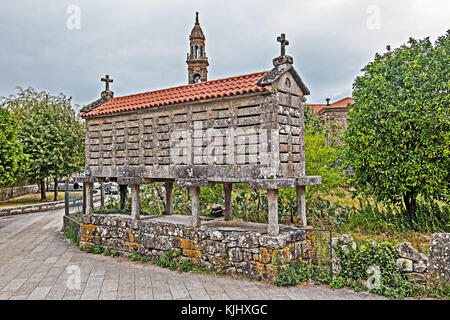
0;208;385;300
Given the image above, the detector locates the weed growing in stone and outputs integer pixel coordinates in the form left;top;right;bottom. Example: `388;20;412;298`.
63;226;79;246
87;240;103;255
104;246;112;256
130;251;148;263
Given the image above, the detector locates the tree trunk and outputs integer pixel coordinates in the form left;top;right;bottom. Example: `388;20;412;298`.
40;179;46;200
403;192;417;219
53;178;58;202
119;185;128;210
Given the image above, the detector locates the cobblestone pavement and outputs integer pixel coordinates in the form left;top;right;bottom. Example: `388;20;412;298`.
0;208;386;300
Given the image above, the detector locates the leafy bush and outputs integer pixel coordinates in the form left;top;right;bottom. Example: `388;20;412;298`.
87;240;103;255
154;249;181;270
276;261;331;287
63;225;79;246
130;250;148;263
307;196;449;234
334;240;417;299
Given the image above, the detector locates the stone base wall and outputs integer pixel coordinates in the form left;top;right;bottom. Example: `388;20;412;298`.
0;200;65;217
332;234;450;283
0;185;39;201
78;214;314;280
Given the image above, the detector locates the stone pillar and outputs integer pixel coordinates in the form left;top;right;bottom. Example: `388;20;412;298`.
119;185;128;210
98;178;105;207
296;185;307;227
224;183;233;221
131;184;140;220
267;189;279;236
85;182;94;215
190;186;200;227
165;181;173;215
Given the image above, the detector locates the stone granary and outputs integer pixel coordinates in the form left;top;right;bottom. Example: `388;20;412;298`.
80;14;321;236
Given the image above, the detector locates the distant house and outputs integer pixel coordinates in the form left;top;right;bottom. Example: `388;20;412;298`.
308;97;354;143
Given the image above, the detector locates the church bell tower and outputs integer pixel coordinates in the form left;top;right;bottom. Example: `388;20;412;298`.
186;12;209;84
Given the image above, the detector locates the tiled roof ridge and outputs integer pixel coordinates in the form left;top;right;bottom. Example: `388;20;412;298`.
81;70;271;118
111;70;270;102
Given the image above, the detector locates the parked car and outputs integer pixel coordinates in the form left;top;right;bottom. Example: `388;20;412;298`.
105;182;119;194
92;181;119;194
48;181;82;191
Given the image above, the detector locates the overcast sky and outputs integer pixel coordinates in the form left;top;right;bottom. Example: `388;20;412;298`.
0;0;448;110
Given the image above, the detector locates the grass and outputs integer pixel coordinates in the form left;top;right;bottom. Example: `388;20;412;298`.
306;192;449;254
0;191;83;208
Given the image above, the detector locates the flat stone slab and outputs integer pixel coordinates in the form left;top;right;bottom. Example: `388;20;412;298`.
146;215;272;233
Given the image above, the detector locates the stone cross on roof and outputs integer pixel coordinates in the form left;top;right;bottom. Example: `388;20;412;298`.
101;75;113;92
277;33;289;56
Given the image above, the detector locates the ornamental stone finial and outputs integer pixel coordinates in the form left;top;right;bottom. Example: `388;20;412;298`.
273;33;294;67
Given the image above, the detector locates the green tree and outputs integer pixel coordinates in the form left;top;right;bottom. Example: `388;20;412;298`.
0;107;28;187
303;105;345;195
2;87;85;200
343;31;450;217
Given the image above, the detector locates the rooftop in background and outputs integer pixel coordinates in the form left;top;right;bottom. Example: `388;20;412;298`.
308;97;354;114
81;71;271;118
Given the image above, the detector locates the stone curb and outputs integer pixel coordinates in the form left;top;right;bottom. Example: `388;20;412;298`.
0;195;101;217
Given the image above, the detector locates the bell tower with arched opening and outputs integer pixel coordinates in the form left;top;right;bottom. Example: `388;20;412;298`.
186;12;209;84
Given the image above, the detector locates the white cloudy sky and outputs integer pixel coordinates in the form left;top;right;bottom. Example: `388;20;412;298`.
0;0;448;109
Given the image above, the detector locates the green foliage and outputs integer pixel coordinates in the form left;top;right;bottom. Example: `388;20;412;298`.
0;107;28;187
103;246;112;256
140;183;166;215
172;186;191;215
63;225;79;246
104;194;120;210
344;32;450;217
154;249;209;274
234;188;268;223
304;105;326;134
178;259;206;273
419;278;450;300
88;240;103;255
303;105;346;196
275;261;330;287
335;240;417;299
1;87;85;193
305;129;345;195
276;262;300;286
154;249;182;270
308;196;449;234
200;184;224;215
130;251;148;263
275;240;450;299
1;87;85;192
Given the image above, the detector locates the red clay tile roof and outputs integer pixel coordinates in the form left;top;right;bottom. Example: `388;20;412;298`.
81;71;271;118
308;97;354;114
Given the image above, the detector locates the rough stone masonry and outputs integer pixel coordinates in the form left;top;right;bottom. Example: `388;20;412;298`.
78;214;314;280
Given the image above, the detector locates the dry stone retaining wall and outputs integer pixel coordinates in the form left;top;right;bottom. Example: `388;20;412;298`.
332;234;450;283
0;185;39;201
78;214;314;280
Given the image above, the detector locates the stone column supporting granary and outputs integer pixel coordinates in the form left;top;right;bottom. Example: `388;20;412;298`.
85;182;94;215
79;22;321;235
223;183;233;221
164;181;174;215
296;185;306;227
190;186;201;227
267;189;279;236
131;184;140;220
